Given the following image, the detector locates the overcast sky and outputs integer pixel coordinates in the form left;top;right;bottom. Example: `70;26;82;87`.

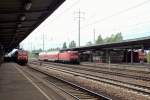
21;0;150;50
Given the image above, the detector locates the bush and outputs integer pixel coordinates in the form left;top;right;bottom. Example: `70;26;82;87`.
147;51;150;63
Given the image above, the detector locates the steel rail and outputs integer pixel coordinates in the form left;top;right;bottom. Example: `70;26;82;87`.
27;64;111;100
29;62;150;96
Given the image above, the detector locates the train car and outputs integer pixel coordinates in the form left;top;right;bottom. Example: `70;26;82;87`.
39;51;59;62
80;51;91;62
11;49;28;65
47;51;59;62
39;52;48;61
59;51;80;64
38;51;80;64
123;50;146;63
138;50;146;63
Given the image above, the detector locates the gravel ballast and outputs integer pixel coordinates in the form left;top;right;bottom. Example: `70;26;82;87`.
29;64;150;100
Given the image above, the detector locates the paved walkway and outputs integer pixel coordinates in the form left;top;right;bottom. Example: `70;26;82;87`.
0;63;49;100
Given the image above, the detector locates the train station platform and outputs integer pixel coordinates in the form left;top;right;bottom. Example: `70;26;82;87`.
0;63;49;100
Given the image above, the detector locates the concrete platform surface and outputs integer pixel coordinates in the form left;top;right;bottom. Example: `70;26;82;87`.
0;63;50;100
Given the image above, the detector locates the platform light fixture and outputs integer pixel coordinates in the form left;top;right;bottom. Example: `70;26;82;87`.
16;29;20;32
20;15;26;21
24;1;32;11
17;23;22;28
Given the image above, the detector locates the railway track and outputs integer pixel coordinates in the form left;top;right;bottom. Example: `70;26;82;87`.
32;61;150;81
31;59;150;74
20;64;111;100
29;61;150;96
81;62;150;74
74;64;150;81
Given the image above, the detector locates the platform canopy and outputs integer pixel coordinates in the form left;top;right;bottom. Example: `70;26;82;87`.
61;36;150;52
0;0;65;52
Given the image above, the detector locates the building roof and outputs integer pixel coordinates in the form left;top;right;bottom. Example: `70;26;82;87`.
0;0;65;52
61;36;150;51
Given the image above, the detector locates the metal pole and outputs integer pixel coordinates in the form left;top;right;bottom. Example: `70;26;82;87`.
131;49;133;64
43;33;44;52
93;28;95;44
74;9;84;47
109;55;111;64
106;49;108;63
30;42;32;51
141;45;144;64
126;50;128;63
78;9;80;47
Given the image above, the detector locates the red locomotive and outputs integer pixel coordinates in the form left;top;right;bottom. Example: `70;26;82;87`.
11;49;28;65
123;50;146;63
39;51;80;64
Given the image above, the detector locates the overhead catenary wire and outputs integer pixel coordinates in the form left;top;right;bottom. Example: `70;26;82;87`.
23;0;150;50
50;0;80;23
98;17;150;33
95;20;150;39
41;0;80;49
80;0;150;30
119;19;150;31
123;32;150;40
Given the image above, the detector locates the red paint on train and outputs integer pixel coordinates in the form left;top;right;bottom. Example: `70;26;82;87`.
39;51;80;64
11;50;28;65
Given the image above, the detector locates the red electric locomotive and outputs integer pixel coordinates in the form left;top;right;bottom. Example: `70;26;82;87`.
38;51;80;64
59;51;79;64
11;49;28;65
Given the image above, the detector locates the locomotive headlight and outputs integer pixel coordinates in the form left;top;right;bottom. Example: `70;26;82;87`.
24;1;32;11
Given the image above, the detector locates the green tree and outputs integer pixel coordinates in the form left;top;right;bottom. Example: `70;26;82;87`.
32;48;42;53
28;51;33;59
104;34;115;43
96;34;103;44
62;42;67;49
56;47;60;50
38;48;43;52
86;41;93;46
104;32;123;43
114;32;123;42
147;51;150;63
47;48;52;52
69;40;76;48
